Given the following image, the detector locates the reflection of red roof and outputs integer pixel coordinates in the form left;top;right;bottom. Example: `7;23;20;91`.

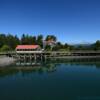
16;45;39;49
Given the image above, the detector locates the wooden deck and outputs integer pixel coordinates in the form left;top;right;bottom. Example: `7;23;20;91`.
0;50;100;60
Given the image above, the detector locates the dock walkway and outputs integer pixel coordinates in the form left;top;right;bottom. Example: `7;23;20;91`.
0;51;100;60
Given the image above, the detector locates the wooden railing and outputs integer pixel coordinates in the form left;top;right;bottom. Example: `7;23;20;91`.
0;50;100;55
0;51;16;55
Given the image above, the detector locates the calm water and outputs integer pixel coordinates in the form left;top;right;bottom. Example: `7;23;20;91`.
0;58;100;100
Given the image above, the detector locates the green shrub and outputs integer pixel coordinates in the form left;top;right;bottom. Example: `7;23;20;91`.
0;45;11;52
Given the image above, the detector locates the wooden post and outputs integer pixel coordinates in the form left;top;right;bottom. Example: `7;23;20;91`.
19;55;20;60
44;55;46;63
24;55;26;64
30;55;32;64
41;54;42;61
34;54;36;63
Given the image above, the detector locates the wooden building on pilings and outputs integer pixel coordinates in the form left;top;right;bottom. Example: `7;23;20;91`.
15;45;44;62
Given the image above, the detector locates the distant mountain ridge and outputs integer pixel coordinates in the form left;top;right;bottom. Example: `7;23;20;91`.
71;43;93;47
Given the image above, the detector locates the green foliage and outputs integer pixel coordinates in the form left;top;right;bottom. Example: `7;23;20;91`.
55;42;63;50
0;34;7;48
45;35;57;41
45;45;51;51
0;34;20;50
0;45;11;52
37;35;43;48
21;34;34;45
52;42;70;51
0;33;99;51
21;34;43;47
6;34;20;49
93;40;100;50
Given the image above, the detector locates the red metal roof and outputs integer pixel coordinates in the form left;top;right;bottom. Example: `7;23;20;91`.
16;45;39;49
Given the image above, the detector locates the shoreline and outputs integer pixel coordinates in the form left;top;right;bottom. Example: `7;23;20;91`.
0;56;16;67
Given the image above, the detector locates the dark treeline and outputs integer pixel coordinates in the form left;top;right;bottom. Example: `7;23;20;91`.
0;33;100;51
0;34;57;51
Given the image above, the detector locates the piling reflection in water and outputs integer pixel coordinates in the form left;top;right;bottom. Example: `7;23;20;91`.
0;60;57;77
0;58;100;77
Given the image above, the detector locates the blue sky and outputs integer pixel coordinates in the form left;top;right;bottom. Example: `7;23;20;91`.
0;0;100;43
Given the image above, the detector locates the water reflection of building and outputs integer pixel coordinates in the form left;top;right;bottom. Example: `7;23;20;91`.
0;63;57;77
16;61;57;73
0;59;100;77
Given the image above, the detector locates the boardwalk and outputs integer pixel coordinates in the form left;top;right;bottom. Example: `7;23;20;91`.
0;50;100;60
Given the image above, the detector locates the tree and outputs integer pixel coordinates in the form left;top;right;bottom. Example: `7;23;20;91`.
0;45;11;52
6;34;19;50
45;45;51;51
21;34;37;45
32;36;37;44
93;40;100;50
37;35;43;48
14;35;20;46
63;43;70;51
45;35;57;42
69;45;75;51
21;34;27;44
52;42;63;51
0;34;7;48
